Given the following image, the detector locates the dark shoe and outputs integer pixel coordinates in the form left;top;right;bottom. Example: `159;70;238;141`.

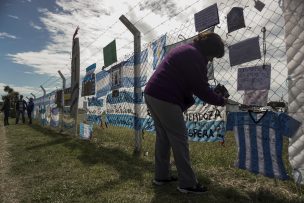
152;176;178;186
177;183;208;194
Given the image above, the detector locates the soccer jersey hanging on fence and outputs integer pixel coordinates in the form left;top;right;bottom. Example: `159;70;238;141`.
226;111;300;180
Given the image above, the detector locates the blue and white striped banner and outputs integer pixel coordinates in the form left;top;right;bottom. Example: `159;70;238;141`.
96;70;110;98
50;108;59;127
226;111;301;180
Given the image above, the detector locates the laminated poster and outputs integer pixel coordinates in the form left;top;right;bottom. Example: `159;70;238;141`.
229;36;261;66
237;65;271;91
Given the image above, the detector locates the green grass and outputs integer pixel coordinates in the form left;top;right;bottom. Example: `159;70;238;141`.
3;119;304;203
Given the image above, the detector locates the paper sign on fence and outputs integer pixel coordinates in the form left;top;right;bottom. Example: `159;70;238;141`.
194;3;219;32
237;65;271;90
229;36;261;66
243;90;269;106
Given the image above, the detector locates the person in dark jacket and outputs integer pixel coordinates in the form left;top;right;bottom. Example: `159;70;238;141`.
144;32;228;194
27;98;34;124
15;95;27;124
1;96;10;126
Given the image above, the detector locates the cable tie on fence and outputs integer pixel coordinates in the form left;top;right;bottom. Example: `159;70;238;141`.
178;34;186;41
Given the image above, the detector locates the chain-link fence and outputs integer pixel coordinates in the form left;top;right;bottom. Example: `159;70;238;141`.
32;0;290;141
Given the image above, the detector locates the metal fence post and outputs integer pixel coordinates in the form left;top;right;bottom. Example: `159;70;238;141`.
40;85;46;126
30;93;36;99
58;70;66;132
119;14;142;155
71;29;80;137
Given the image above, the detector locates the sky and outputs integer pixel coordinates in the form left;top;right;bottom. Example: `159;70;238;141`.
0;0;287;102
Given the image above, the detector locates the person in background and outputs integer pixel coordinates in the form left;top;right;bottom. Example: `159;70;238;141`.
144;32;228;194
15;95;27;124
27;98;34;124
1;96;10;126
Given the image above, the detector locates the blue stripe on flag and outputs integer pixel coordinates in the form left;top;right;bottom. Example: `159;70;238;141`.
142;117;155;132
96;70;110;98
151;35;166;70
125;49;148;66
121;76;147;88
106;114;145;131
106;91;144;104
96;85;111;98
186;120;225;142
86;63;96;73
88;98;103;107
86;115;102;125
96;70;109;81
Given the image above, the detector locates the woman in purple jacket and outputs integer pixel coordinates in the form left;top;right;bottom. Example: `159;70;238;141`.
144;32;228;194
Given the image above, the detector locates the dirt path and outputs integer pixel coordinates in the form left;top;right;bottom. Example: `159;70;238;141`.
0;115;21;203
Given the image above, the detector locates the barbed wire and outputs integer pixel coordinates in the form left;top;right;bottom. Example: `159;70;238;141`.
47;0;208;83
33;1;145;94
34;0;294;107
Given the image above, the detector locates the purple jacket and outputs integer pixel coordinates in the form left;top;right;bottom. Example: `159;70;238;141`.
144;43;224;111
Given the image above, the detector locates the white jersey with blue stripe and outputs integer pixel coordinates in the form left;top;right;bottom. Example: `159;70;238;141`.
226;111;300;180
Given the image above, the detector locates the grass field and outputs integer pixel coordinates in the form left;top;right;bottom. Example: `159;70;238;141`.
1;118;304;202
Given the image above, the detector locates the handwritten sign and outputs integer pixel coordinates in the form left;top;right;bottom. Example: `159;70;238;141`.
237;65;271;90
229;36;261;66
185;102;226;142
194;3;219;32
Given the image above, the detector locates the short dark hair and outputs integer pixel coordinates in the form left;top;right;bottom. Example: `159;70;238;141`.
193;32;225;58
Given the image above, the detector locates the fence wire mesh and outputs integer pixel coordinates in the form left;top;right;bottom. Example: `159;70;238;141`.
32;0;290;140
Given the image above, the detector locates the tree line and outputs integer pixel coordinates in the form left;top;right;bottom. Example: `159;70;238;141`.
1;85;20;117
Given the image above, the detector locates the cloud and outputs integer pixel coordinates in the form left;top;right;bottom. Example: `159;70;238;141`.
139;0;180;18
30;21;42;30
8;15;19;20
8;0;201;78
0;32;17;39
8;0;124;77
